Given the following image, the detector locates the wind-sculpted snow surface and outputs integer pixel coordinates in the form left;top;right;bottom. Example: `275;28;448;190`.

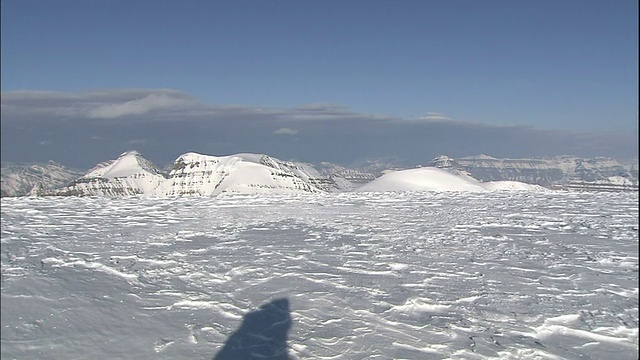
1;192;638;359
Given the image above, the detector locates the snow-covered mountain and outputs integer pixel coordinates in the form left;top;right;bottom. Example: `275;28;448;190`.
1;161;84;197
4;152;637;197
355;167;487;192
354;167;545;192
48;151;166;196
151;152;326;196
44;151;341;197
428;155;638;191
315;162;377;190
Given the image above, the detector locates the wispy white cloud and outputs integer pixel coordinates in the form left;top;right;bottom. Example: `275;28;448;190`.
284;104;390;122
273;128;298;135
88;94;195;119
1;89;389;123
398;112;454;123
1;89;197;120
418;112;453;122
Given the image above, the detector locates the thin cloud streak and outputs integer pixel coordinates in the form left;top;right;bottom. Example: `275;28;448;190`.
273;128;299;135
1;89;197;120
88;94;196;119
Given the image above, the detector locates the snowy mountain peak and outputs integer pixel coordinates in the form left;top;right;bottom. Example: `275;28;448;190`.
355;167;487;192
45;152;166;196
173;151;210;162
40;151;336;197
427;155;462;170
1;161;84;197
469;154;497;160
84;150;162;179
354;167;546;192
7;152;637;197
159;152;325;196
119;150;141;157
431;155;455;162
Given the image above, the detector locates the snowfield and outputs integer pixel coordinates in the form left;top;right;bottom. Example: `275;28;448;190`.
1;191;638;359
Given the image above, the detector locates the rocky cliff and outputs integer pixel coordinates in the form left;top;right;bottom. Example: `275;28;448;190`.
428;155;638;191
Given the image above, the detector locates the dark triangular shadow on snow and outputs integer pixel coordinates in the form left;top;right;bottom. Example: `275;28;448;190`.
213;298;292;360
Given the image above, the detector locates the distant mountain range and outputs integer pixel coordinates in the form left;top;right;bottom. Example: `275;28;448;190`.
428;155;638;191
1;152;637;197
0;161;85;197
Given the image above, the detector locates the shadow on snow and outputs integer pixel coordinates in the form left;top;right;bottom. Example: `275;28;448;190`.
213;298;292;360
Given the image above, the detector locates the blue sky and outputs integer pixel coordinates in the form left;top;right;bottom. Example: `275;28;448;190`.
1;0;638;168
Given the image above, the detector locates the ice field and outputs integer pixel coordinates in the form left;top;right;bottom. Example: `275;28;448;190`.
1;191;638;359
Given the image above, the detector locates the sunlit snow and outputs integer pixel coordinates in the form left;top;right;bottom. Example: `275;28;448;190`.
354;168;546;192
1;191;638;359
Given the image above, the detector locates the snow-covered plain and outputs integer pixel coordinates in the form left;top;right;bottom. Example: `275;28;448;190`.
1;191;638;359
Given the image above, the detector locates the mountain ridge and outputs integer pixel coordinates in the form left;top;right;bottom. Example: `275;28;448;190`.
1;161;85;197
39;151;333;197
2;152;638;197
428;154;638;191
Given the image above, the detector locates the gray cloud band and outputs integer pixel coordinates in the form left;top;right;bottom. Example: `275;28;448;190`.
1;89;636;169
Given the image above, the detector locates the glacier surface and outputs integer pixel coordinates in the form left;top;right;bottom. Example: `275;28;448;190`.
1;192;638;359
